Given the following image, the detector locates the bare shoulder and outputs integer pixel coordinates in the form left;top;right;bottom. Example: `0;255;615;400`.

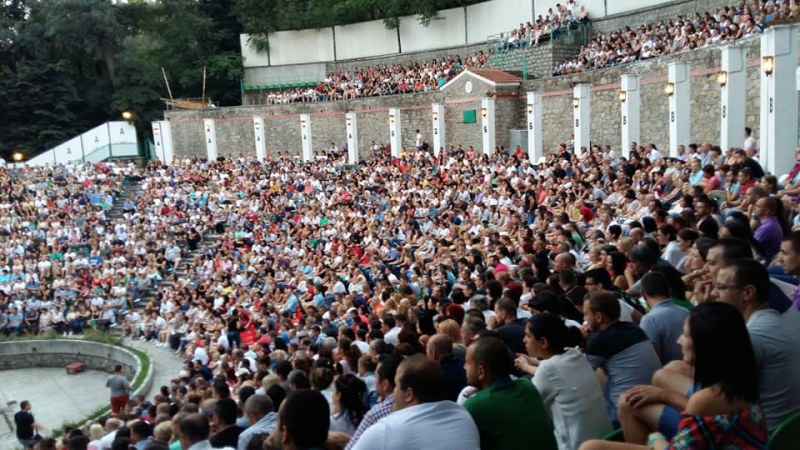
685;387;749;417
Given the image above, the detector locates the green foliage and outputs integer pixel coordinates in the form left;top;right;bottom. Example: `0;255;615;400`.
0;0;243;160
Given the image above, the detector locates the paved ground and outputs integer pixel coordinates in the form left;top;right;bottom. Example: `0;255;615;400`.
0;339;184;450
0;368;109;450
123;337;186;401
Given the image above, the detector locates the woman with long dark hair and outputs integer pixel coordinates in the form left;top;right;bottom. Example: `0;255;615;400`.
579;302;766;449
516;313;611;450
329;373;368;436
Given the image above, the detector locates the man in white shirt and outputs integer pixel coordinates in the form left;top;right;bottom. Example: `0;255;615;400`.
351;355;480;450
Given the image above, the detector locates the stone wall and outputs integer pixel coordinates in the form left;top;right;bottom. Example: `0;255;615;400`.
525;37;761;152
0;340;151;398
166;37;765;160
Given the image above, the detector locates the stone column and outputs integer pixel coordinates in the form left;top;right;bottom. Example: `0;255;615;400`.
760;25;799;175
203;119;217;161
432;103;445;156
160;120;174;164
151;121;165;163
481;97;496;155
389;108;401;157
668;62;691;158
573;84;590;156
253;116;266;161
345;112;358;164
526;92;543;163
300;114;313;162
620;75;641;159
719;45;746;153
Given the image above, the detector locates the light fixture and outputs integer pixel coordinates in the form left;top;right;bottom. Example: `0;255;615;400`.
480;107;488;118
389;114;395;124
526;104;534;113
346;117;352;127
572;98;580;108
432;111;438;121
121;111;133;121
12;152;23;162
663;82;675;96
205;125;211;133
300;119;306;128
762;56;774;76
618;91;627;103
716;70;728;87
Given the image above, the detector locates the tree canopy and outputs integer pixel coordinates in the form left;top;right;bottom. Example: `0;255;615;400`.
0;0;487;160
0;0;243;160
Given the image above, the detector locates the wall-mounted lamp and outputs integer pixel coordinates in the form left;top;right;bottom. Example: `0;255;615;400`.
121;111;134;121
716;70;728;87
12;152;23;162
618;91;627;103
572;98;580;108
432;111;439;121
762;56;774;76
205;126;211;133
346;117;352;127
300;120;307;128
389;114;395;124
663;82;675;96
526;104;534;113
480;107;488;118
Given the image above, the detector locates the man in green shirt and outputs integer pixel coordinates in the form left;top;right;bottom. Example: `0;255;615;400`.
463;336;557;450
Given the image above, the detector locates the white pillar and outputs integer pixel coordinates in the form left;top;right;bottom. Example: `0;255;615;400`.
573;84;590;155
526;92;543;163
760;25;799;175
253;116;266;161
346;112;358;164
300;114;313;162
481;97;496;155
668;62;691;158
203;119;217;161
152;121;166;163
719;45;746;153
389;108;401;157
620;75;641;159
432;103;445;156
159;120;174;164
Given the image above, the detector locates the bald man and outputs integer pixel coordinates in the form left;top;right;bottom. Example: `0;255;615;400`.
426;334;467;402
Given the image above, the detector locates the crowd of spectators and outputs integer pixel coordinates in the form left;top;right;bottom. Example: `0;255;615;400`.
553;1;796;75
494;0;590;53
262;52;487;105
9;127;800;450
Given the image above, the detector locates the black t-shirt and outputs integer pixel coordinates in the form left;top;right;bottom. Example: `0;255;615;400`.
210;425;243;448
15;410;34;439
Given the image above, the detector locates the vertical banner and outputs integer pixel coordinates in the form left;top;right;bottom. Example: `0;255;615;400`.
253;116;266;161
152;122;165;163
204;119;218;161
573;84;590;156
480;97;496;155
526;92;543;163
389;108;401;157
345;112;358;164
431;103;445;156
620;75;641;159
300;114;313;162
668;62;691;158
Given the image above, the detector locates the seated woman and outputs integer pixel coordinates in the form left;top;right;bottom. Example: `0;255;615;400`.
579;302;767;449
516;313;612;450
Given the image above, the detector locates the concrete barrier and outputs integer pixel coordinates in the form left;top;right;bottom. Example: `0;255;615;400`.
0;340;151;398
